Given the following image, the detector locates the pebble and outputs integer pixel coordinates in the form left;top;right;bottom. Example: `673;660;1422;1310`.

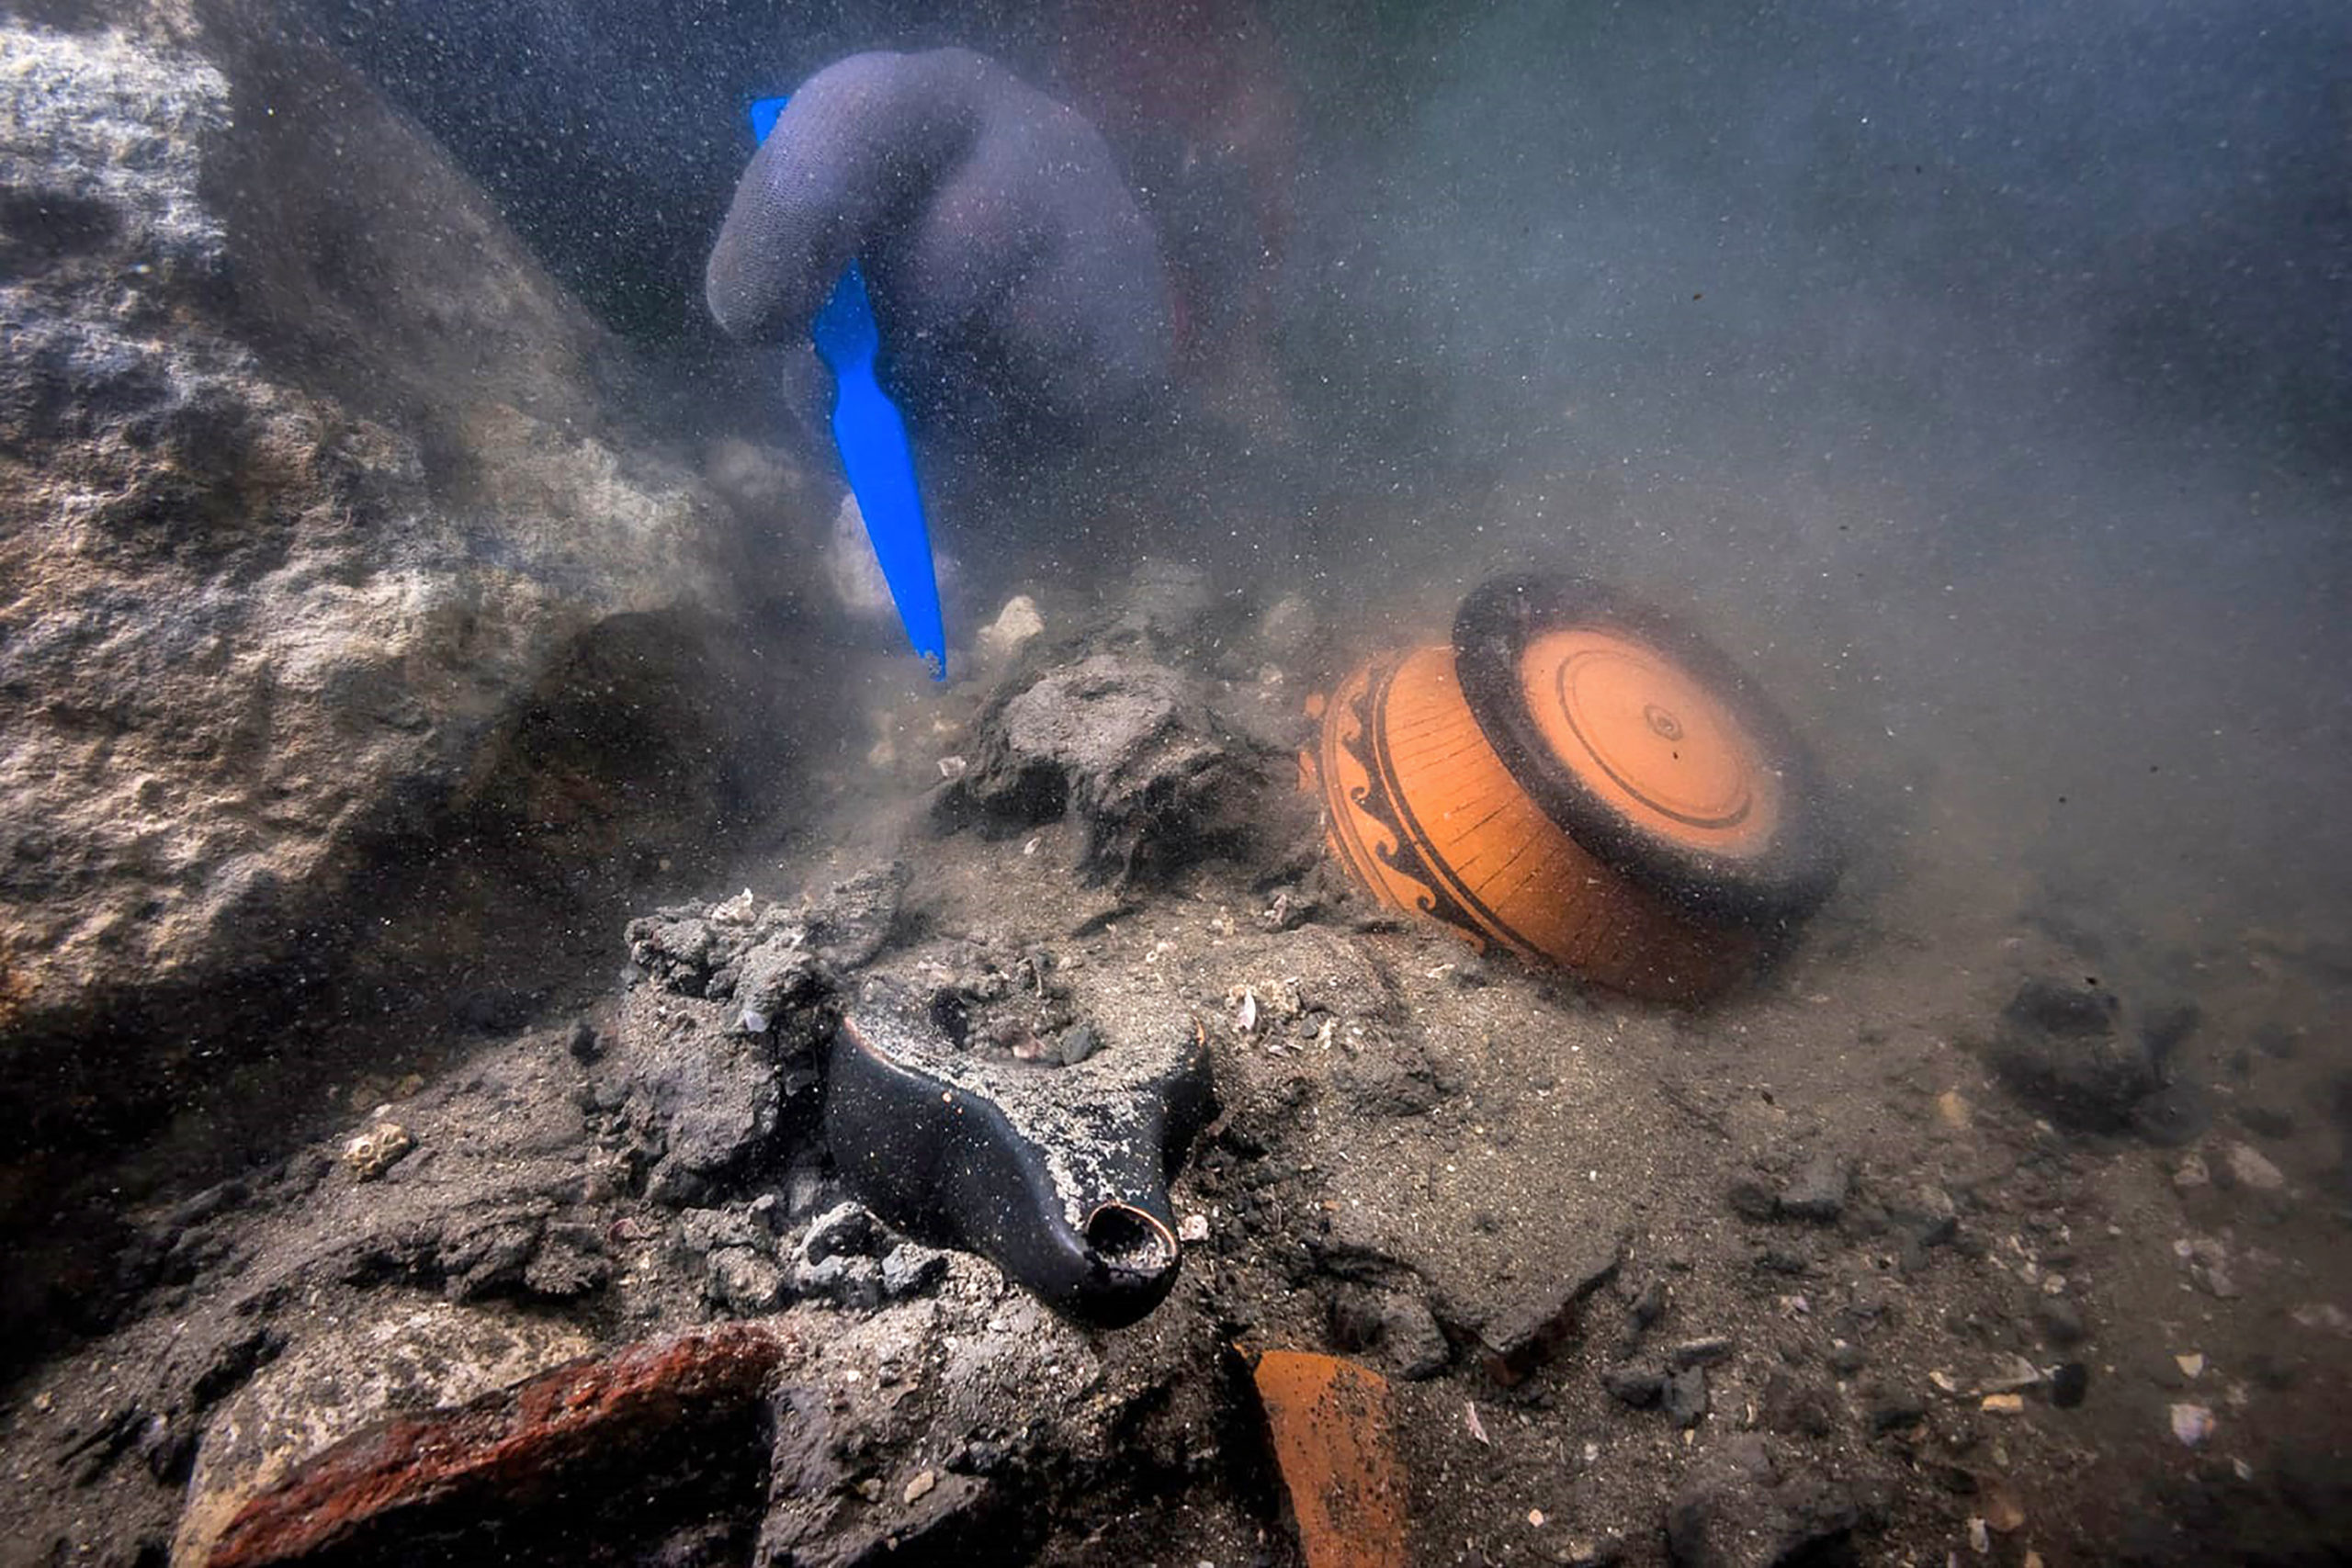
2169;1402;2215;1448
1601;1367;1663;1408
1663;1366;1709;1427
2224;1142;2286;1192
1779;1152;1852;1223
1982;1482;2027;1534
1057;1024;1101;1066
802;1201;877;1264
341;1122;414;1181
1669;1337;1734;1369
977;595;1045;661
879;1244;947;1300
904;1468;937;1504
1178;1213;1211;1244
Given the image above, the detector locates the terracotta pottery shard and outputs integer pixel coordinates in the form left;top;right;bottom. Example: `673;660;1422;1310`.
202;1324;784;1568
1250;1349;1408;1568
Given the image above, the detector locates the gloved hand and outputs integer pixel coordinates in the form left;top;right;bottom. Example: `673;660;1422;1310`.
707;49;1171;453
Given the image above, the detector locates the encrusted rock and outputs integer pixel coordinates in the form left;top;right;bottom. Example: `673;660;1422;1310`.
340;1122;414;1182
954;655;1272;884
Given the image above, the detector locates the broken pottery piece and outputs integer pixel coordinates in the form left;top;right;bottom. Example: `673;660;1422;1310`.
825;973;1214;1328
1249;1349;1409;1568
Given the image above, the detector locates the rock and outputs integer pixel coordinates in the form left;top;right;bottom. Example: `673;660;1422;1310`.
1627;1279;1669;1335
200;1325;782;1568
1779;1153;1851;1223
1601;1367;1664;1408
790;1254;885;1311
2050;1361;2089;1408
1332;1287;1452;1382
879;1244;948;1300
802;864;905;973
1979;975;2192;1134
628;1028;784;1205
173;1299;596;1567
976;595;1046;664
1670;1337;1735;1369
0;15;779;1221
801;1201;879;1265
1665;1434;1860;1568
1468;1228;1629;1383
678;1207;767;1258
1378;1293;1453;1382
341;1122;415;1182
1890;1185;1958;1247
1862;1382;1927;1433
566;1020;603;1063
733;938;825;1037
707;1249;786;1316
1057;1023;1102;1066
954;655;1272;884
1664;1366;1710;1427
2222;1142;2287;1192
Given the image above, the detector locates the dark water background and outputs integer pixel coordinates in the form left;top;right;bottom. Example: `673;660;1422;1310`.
319;0;2350;955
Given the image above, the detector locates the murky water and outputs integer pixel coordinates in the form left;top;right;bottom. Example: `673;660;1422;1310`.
2;1;2346;1562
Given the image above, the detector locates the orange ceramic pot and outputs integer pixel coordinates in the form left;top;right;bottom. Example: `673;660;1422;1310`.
1306;574;1838;1001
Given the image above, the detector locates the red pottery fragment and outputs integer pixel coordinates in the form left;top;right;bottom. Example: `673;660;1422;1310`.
204;1323;785;1568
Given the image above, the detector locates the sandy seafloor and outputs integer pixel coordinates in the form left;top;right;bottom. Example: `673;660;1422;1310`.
3;555;2348;1568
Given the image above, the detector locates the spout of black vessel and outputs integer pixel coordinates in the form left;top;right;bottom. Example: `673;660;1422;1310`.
824;1010;1213;1330
1069;1201;1181;1325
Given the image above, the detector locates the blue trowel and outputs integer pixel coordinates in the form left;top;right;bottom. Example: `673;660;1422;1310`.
749;95;947;681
